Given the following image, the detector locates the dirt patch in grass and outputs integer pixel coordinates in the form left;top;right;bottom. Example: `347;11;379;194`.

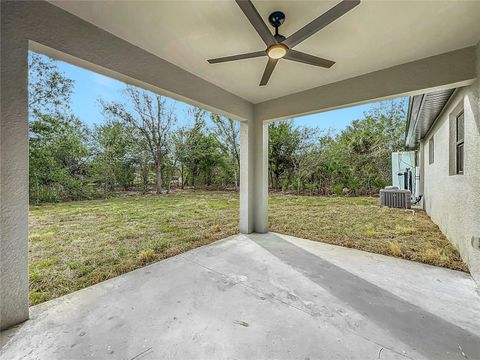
29;192;467;306
269;194;468;273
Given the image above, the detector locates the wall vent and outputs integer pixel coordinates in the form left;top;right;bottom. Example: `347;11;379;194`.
379;188;411;209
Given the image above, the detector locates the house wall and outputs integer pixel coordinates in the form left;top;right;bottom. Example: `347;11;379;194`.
420;76;480;283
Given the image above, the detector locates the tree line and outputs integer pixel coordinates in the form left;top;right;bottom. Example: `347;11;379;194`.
29;52;406;204
268;101;406;195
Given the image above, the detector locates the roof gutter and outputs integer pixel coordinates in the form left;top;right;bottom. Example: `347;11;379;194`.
404;94;425;150
404;89;456;151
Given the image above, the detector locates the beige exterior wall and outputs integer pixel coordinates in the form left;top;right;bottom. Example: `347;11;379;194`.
420;81;480;283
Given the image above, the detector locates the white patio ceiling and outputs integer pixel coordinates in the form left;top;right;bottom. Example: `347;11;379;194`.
51;0;480;104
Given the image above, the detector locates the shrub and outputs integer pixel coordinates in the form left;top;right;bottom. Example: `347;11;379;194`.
389;242;402;256
211;224;221;233
137;248;157;265
333;184;344;196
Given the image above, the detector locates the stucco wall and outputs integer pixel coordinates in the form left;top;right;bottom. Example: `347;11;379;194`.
1;3;30;330
421;78;480;283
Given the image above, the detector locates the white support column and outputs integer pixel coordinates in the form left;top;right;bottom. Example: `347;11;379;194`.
0;8;30;329
239;120;254;233
239;118;268;234
253;120;269;233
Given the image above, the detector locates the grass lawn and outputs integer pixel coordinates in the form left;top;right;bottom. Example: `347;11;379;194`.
29;191;467;305
269;194;467;272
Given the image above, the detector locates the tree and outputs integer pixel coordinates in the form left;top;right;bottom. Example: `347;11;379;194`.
131;134;154;193
100;85;176;194
91;121;136;193
291;127;320;194
210;114;240;190
29;113;91;203
268;121;301;190
173;108;227;189
173;127;189;189
183;108;206;188
28;52;74;117
28;52;93;203
336;99;407;192
266;99;407;195
28;50;408;202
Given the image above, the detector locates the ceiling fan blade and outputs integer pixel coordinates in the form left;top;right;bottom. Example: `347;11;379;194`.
235;0;277;47
285;49;335;68
283;0;360;49
259;58;278;86
208;51;266;64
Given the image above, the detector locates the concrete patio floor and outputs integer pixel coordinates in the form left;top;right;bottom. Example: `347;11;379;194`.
1;233;479;360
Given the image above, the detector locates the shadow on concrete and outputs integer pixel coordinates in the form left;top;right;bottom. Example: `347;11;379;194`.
248;233;480;360
0;320;27;348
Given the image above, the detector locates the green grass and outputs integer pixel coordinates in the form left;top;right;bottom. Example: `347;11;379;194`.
29;191;467;305
269;194;467;272
29;191;239;305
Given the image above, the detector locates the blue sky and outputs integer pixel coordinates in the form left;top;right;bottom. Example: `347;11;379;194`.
293;103;379;132
50;54;399;133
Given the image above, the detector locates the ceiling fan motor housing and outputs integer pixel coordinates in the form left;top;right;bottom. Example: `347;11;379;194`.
268;11;285;29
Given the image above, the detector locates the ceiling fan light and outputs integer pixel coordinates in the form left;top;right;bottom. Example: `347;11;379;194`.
267;44;288;59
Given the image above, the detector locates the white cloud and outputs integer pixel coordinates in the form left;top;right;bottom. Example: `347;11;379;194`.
90;72;121;89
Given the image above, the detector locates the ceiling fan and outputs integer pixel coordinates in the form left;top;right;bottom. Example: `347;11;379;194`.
208;0;360;86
